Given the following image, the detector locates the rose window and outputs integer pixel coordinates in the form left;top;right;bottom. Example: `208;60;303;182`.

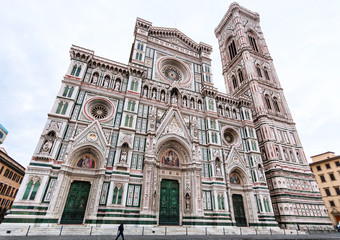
224;132;234;144
162;66;182;81
222;128;240;146
90;105;108;119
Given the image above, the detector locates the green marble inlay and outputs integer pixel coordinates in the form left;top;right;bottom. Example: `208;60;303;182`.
182;221;233;226
10;211;47;215
97;213;156;218
11;205;48;210
3;218;58;223
98;209;140;214
85;219;156;225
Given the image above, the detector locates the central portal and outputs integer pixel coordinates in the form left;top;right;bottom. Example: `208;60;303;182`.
60;181;91;224
159;179;179;225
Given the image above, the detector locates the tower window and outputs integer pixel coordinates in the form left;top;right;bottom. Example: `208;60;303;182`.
248;36;259;52
264;69;270;80
71;65;77;76
256;66;262;78
232;76;238;89
238;69;244;83
228;40;237;61
264;95;272;110
273;97;280;112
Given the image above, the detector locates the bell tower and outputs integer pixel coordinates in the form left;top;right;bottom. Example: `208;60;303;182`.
215;3;330;228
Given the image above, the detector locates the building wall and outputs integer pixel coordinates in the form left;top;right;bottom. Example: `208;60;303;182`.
0;149;25;222
310;152;340;226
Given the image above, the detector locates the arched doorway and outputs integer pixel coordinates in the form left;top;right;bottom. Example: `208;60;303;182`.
159;179;179;225
60;181;91;224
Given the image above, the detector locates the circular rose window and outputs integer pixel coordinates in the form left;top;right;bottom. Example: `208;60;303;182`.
222;128;240;146
84;97;114;121
162;66;182;81
90;105;108;119
157;57;191;85
224;132;234;144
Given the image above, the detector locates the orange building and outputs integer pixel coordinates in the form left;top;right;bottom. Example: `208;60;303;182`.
310;152;340;226
0;148;25;222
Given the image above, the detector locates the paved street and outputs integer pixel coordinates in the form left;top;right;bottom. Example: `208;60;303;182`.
1;234;340;240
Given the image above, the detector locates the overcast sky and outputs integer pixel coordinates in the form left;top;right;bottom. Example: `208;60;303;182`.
0;0;339;168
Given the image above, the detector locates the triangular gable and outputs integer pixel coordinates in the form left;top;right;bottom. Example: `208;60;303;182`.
156;108;192;143
225;146;248;175
71;120;109;153
149;27;199;52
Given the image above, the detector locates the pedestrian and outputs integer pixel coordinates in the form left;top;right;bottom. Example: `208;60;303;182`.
115;222;125;240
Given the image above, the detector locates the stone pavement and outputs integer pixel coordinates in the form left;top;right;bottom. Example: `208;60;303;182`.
2;234;340;240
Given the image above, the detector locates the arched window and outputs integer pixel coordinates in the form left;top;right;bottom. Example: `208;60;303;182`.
238;69;244;83
208;99;214;111
256;65;262;78
232;76;238;89
75;66;81;77
265;95;272;110
248;35;259;52
228;40;237;60
62;85;69;96
112;185;124;205
56;101;63;114
135;52;139;60
22;180;33;200
61;102;68;115
29;181;40;200
71;65;77;76
68;87;74;98
273;97;280;112
264;68;270;80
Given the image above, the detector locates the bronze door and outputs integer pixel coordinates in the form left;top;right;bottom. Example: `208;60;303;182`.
159;179;179;225
60;181;91;224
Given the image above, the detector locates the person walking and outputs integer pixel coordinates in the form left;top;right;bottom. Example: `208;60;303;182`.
115;222;125;240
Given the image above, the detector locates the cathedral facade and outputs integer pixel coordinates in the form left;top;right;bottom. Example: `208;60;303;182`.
5;3;331;230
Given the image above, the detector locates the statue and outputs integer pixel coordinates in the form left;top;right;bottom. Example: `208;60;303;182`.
171;93;177;104
161;91;165;101
143;87;148;97
115;80;121;90
41;140;52;153
152;89;157;99
92;75;98;84
103;79;109;88
120;149;127;163
216;160;222;176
